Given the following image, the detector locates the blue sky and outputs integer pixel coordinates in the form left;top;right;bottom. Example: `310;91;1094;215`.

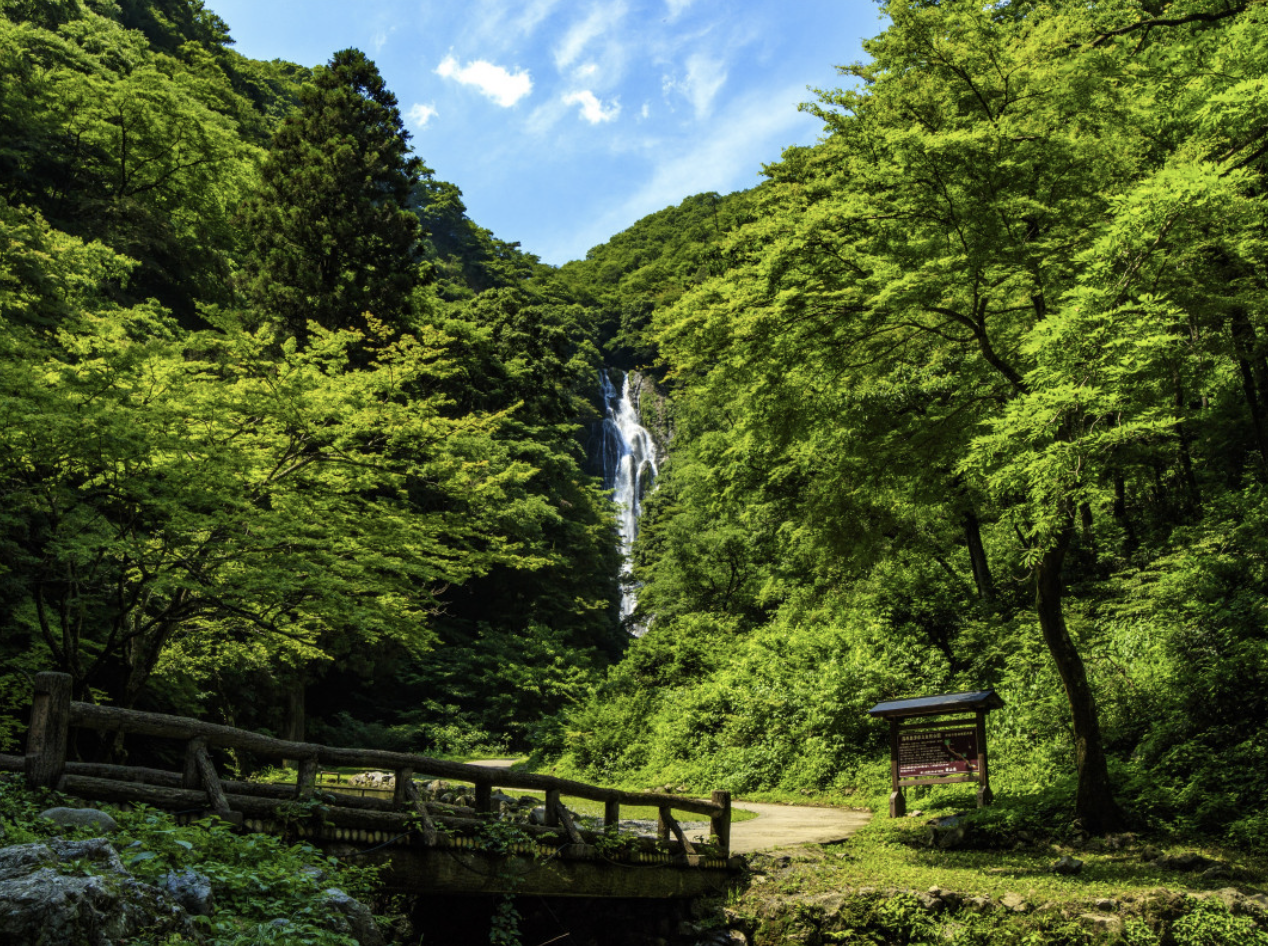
206;1;882;265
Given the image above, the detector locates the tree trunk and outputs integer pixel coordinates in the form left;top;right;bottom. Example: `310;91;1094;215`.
1229;309;1268;468
283;677;306;767
1035;522;1122;834
963;510;996;601
1112;474;1138;552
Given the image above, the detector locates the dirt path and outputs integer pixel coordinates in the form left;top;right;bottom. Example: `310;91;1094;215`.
727;801;871;854
465;760;871;854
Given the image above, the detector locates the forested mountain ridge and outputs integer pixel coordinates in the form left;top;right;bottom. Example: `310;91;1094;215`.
3;0;1268;866
556;0;1268;848
0;0;621;759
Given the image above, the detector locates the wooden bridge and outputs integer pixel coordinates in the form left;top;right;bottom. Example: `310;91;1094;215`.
1;673;741;899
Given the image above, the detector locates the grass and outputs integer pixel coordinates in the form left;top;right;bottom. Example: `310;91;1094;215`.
744;797;1268;907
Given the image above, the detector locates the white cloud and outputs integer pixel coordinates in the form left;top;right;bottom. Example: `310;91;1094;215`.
435;55;533;107
372;26;396;52
554;3;626;71
563;90;621;124
541;85;819;263
665;0;695;20
641;102;650;120
407;103;438;127
666;53;727;119
575;62;598;78
512;0;562;36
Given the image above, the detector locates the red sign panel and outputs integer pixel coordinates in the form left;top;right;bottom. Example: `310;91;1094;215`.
898;728;979;779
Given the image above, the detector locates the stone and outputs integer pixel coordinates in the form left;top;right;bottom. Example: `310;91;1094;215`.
1241;893;1268;918
160;867;214;916
529;806;549;826
1079;914;1124;935
323;887;385;946
1094;898;1117;912
1152;852;1217;873
915;892;944;913
963;896;994;914
0;841;194;946
40;807;119;835
1051;855;1084;875
999;892;1029;914
907;810;924;818
926;815;970;850
1200;864;1232;881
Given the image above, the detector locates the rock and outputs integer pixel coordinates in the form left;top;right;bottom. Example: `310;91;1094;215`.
40;807;119;835
915;892;944;913
323;887;385;946
0;841;194;946
1051;855;1084;875
300;865;328;884
1200;864;1232;881
160;867;214;916
963;896;994;914
927;815;970;850
1079;914;1124;934
491;792;516;807
907;809;924;818
999;892;1029;914
1152;852;1218;873
1241;893;1268;918
1094;898;1117;911
529;806;548;826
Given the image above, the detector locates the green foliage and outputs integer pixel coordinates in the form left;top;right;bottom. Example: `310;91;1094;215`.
1172;900;1268;946
556;0;1268;843
0;778;378;945
240;47;424;342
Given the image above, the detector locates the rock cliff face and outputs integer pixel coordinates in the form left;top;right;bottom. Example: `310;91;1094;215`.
628;370;673;466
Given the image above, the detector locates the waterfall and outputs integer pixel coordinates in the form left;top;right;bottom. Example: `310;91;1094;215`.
599;369;659;623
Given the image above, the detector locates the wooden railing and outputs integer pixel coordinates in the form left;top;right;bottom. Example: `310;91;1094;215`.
4;673;732;862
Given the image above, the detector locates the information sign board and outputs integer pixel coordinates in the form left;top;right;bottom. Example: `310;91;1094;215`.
898;728;978;779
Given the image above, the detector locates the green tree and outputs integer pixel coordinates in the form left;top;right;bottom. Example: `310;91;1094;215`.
240;47;425;343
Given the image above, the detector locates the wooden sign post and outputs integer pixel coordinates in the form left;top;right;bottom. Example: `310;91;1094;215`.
868;690;1004;818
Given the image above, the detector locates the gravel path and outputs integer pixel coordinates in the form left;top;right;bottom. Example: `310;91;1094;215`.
466;760;872;854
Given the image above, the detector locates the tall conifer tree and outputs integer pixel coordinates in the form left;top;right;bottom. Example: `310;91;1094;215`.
241;48;424;342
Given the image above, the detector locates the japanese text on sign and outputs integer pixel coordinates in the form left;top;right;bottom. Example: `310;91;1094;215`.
898;728;978;779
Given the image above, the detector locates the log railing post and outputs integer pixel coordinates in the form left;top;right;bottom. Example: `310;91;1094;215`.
603;797;620;830
475;780;492;814
182;738;205;790
25;672;72;790
545;788;561;827
394;768;412;807
657;806;672;843
710;790;731;857
296;756;318;798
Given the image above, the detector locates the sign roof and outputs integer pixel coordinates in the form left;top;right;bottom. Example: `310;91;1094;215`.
868;690;1004;719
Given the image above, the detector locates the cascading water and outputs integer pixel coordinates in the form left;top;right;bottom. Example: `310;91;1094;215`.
599;370;659;623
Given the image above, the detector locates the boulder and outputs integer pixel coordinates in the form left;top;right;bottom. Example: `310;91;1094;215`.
40;807;119;835
1152;852;1216;873
0;840;194;946
926;815;970;850
323;887;385;946
999;892;1029;913
160;868;214;916
1051;855;1084;875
